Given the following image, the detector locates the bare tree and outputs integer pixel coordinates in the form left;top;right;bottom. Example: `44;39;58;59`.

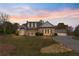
0;12;9;33
0;12;9;23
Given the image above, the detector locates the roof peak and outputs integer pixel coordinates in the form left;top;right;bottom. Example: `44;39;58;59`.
40;21;54;28
45;21;51;23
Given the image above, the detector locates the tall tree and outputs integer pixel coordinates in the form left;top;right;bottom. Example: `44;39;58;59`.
4;21;13;34
74;25;79;36
56;23;68;29
0;12;9;34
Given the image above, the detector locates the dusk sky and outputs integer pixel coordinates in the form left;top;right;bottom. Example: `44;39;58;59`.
0;3;79;27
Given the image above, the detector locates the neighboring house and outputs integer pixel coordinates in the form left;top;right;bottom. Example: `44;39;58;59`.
55;29;67;36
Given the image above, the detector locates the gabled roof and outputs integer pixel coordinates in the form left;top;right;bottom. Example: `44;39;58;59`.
39;21;54;28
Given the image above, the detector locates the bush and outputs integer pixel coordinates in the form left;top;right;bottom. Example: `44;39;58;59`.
35;32;43;36
54;33;58;36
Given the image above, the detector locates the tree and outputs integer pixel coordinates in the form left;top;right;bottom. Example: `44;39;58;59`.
67;26;73;35
73;25;79;36
0;23;3;33
13;23;19;34
35;32;43;36
0;12;9;34
56;23;68;29
0;12;9;22
0;12;20;35
4;21;14;34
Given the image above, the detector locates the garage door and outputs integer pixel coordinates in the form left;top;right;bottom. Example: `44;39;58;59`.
57;33;67;36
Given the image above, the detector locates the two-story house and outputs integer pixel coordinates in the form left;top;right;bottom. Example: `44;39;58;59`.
18;20;55;36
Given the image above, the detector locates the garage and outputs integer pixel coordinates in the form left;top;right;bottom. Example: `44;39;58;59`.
57;33;67;36
55;29;68;36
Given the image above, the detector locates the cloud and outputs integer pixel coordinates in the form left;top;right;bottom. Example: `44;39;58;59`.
0;5;79;25
9;8;79;19
0;5;33;16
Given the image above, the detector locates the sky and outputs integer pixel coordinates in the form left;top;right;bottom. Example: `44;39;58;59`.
0;3;79;27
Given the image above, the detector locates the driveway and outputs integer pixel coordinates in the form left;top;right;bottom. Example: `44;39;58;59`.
54;36;79;52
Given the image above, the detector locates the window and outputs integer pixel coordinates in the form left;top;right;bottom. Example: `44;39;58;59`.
41;29;43;33
45;29;47;34
51;29;52;33
28;23;31;28
33;23;35;28
31;23;33;28
48;29;49;34
35;23;37;28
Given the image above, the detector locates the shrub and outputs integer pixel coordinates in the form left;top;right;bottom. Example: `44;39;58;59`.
54;33;58;36
35;32;43;36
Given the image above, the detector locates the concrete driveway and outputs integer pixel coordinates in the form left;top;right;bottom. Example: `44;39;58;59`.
54;36;79;52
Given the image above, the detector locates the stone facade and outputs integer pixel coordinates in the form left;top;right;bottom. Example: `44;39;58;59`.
39;28;55;36
25;29;37;36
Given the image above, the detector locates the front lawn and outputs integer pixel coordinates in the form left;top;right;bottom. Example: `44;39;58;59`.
0;35;79;56
0;35;57;56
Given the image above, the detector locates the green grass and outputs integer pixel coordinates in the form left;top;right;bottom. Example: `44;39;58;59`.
0;35;79;56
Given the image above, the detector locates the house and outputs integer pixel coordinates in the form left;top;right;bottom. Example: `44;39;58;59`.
54;24;69;36
18;20;69;36
25;20;43;36
18;20;55;36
